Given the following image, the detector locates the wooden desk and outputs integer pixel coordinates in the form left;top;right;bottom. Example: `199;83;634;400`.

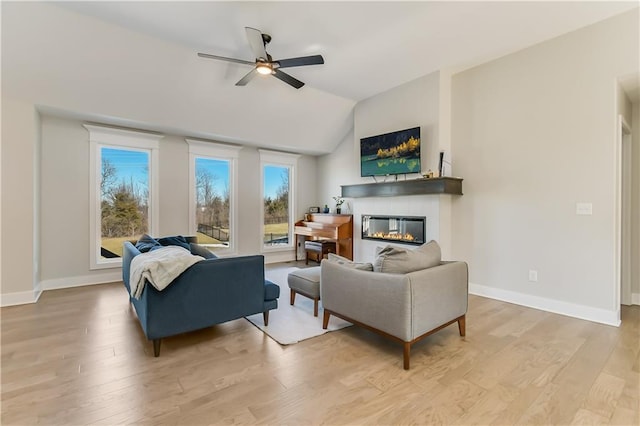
294;214;353;261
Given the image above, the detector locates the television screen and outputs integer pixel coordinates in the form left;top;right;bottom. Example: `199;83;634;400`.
360;127;421;177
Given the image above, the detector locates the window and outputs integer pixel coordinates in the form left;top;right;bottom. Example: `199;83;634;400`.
86;125;161;269
259;150;299;251
188;139;240;255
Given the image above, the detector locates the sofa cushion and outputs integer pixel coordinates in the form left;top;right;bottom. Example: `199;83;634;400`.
264;279;281;301
157;235;190;250
135;234;161;253
373;240;442;274
327;253;374;271
189;243;218;259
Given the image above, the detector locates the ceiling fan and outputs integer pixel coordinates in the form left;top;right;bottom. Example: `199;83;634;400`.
197;27;324;89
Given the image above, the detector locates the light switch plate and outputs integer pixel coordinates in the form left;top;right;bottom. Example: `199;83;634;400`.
576;202;593;215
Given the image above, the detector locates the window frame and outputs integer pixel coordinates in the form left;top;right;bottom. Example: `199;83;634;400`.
187;139;241;256
85;124;161;270
259;149;300;253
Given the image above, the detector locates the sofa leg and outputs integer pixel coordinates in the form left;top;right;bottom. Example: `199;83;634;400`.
290;289;296;305
313;299;319;317
458;315;466;337
322;310;330;329
403;342;411;370
263;310;270;326
153;339;161;357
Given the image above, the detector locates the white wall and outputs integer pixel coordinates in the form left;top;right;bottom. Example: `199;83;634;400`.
632;101;640;302
0;99;41;304
318;71;456;261
451;10;639;324
37;114;317;290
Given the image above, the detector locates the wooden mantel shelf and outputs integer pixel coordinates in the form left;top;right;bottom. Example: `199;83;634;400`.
341;177;463;198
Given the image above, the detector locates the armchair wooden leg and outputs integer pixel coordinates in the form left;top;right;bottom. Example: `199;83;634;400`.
313;299;319;317
263;310;270;326
458;315;466;337
403;342;411;370
153;339;161;357
322;310;330;329
290;289;296;305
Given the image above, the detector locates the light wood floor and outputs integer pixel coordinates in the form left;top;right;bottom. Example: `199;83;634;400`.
2;264;638;425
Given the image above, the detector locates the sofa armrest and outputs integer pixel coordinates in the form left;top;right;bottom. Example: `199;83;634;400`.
122;241;140;294
321;260;413;341
407;261;468;339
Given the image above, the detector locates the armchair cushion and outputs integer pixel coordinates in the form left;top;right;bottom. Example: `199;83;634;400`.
373;240;441;273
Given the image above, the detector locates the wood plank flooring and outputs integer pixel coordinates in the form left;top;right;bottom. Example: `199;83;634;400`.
1;263;638;425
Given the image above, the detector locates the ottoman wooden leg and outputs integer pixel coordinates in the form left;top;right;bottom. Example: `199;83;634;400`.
313;298;319;317
290;289;296;305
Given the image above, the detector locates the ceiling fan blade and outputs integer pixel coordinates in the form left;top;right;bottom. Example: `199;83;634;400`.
235;68;258;86
273;69;304;89
198;53;254;66
245;27;268;61
275;55;324;69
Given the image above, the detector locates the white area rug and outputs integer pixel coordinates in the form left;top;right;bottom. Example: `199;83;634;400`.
246;266;352;345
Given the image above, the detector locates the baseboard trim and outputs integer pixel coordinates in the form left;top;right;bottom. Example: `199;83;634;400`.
263;251;296;265
40;271;122;291
1;288;43;307
469;282;620;327
632;293;640;306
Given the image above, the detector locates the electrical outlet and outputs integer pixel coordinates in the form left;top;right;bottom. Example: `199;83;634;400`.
528;270;538;282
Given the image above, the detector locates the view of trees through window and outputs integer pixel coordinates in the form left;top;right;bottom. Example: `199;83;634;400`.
195;157;230;249
100;147;150;258
263;165;290;246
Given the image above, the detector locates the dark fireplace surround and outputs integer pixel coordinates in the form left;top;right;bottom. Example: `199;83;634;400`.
362;215;426;245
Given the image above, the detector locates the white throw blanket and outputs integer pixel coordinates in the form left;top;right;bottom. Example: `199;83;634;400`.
129;246;204;299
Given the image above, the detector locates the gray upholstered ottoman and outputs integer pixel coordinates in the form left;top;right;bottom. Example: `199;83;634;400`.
287;266;321;316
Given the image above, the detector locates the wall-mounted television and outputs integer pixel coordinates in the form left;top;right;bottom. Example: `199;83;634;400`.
360;127;421;177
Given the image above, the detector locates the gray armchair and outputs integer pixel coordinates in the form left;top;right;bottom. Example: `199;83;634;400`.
321;258;468;369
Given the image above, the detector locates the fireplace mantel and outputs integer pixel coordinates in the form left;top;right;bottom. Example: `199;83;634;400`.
341;177;463;198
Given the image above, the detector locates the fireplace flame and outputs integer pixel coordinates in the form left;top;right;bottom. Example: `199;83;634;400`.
370;232;416;242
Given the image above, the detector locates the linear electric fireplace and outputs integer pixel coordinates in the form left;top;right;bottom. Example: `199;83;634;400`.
362;215;426;245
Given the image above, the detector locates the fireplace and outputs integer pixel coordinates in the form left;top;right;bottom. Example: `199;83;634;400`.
362;215;426;245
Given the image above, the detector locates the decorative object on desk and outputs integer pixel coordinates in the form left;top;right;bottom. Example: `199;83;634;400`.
423;170;435;179
333;196;345;214
309;206;320;213
438;151;445;177
323;204;330;213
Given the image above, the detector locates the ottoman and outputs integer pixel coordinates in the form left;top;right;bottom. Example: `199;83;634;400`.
287;266;321;317
304;240;336;264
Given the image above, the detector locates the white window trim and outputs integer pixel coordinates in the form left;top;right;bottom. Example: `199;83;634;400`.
259;149;300;253
187;139;241;256
85;124;162;270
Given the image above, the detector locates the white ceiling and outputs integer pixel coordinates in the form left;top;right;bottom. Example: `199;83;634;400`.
56;1;638;102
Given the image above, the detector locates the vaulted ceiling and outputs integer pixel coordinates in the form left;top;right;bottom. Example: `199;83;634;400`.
55;1;638;101
3;1;637;154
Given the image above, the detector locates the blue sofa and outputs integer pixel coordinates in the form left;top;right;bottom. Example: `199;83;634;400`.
122;241;280;356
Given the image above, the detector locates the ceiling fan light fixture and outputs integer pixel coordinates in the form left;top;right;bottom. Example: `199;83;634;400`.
256;63;272;75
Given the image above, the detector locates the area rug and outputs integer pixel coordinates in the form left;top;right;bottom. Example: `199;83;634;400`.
245;266;352;345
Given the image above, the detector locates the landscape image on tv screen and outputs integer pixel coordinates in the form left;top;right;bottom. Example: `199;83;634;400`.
360;127;421;177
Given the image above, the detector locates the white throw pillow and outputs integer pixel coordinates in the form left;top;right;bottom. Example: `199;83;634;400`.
327;253;374;271
373;240;442;273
